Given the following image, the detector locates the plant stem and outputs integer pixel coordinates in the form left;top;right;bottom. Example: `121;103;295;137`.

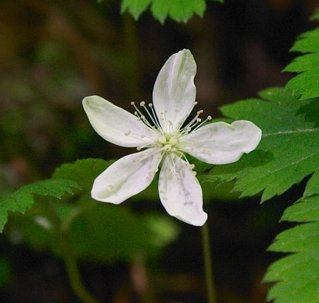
62;242;100;303
201;222;217;303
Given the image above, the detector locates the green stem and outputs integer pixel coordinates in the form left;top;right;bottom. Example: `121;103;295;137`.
201;222;217;303
62;242;99;303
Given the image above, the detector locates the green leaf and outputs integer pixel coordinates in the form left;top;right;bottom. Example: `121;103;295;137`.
264;195;319;303
121;0;151;19
53;158;111;191
208;87;319;201
7;158;178;262
121;0;223;22
285;20;319;99
303;170;319;197
282;195;319;223
0;179;79;232
269;222;319;253
150;0;206;23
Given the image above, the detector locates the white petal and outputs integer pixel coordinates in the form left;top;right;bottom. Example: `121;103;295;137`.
158;154;207;226
83;95;158;147
153;49;197;133
92;148;162;203
181;120;262;164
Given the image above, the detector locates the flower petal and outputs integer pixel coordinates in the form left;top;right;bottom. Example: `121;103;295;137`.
92;148;162;204
158;154;207;226
83;95;158;147
153;49;197;133
181;120;262;164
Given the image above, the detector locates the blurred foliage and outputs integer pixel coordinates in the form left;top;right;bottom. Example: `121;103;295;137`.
3;159;178;263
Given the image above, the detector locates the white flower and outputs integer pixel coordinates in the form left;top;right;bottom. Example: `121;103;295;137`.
83;49;262;226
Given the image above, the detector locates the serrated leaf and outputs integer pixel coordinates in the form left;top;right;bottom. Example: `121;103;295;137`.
264;195;319;303
285;23;319;99
286;70;319;100
290;28;319;53
121;0;222;22
282;195;319;222
121;0;151;19
0;179;79;232
285;53;319;72
150;0;206;23
269;222;319;253
208;87;319;201
304;170;319;196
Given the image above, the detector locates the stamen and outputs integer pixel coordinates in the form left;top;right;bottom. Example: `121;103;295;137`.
192;115;213;131
141;102;162;131
130;101;164;134
179;110;204;135
148;103;163;131
131;102;154;128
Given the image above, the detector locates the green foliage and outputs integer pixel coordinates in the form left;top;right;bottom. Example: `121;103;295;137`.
121;0;223;22
53;158;109;192
207;87;319;202
264;195;319;303
0;179;79;232
5;159;178;263
207;9;319;302
285;20;319;99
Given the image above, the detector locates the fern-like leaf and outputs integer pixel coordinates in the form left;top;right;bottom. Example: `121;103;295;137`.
0;179;79;232
285;14;319;99
206;87;319;202
264;195;319;303
121;0;223;22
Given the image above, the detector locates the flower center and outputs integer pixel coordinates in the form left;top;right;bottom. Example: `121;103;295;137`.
158;134;180;153
130;101;212;154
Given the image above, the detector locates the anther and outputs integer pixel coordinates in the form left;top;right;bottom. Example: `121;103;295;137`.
140;101;145;107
